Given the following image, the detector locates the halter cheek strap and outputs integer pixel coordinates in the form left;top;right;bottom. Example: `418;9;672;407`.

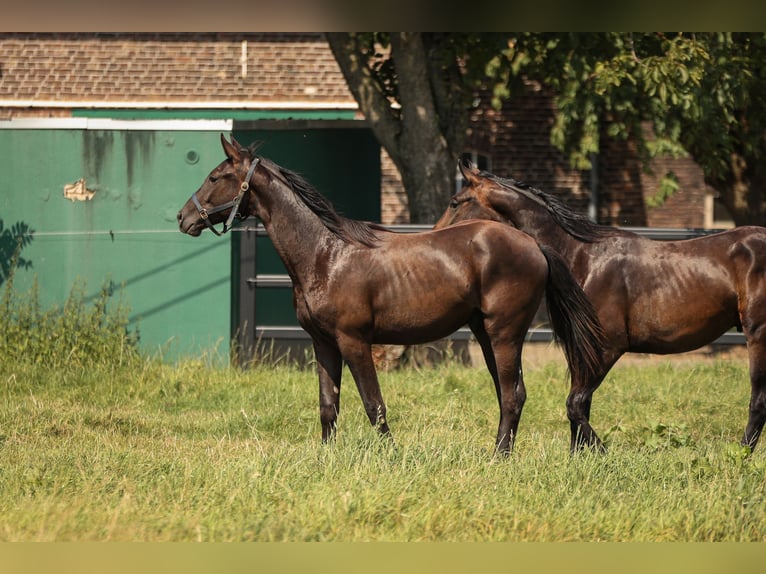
191;157;260;236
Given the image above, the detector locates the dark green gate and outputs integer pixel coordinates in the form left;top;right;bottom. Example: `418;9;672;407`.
230;122;381;362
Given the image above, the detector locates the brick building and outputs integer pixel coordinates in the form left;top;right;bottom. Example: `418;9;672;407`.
0;32;727;229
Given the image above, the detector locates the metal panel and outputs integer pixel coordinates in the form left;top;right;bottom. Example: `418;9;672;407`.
0;127;232;361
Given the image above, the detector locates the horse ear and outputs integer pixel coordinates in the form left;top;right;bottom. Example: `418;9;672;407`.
230;135;244;151
459;157;480;183
221;133;242;161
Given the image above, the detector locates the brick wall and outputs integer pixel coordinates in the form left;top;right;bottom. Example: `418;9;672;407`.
0;32;709;228
467;84;591;214
468;82;710;228
598;127;710;228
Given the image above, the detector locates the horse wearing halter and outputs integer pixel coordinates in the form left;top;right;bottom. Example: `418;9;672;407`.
190;157;260;236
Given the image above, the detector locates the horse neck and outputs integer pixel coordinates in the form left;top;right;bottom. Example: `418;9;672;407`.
251;179;340;286
498;198;582;261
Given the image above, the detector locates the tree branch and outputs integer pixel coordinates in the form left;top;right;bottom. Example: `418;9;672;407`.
325;33;402;164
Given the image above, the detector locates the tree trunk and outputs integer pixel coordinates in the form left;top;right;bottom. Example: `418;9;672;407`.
707;152;766;226
390;33;456;223
326;32;458;224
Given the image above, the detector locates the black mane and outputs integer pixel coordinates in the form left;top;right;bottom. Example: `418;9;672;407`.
481;171;620;243
253;150;383;247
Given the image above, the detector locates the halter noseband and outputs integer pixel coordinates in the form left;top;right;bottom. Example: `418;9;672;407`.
191;157;260;236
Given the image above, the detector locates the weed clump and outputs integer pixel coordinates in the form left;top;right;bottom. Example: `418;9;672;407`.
0;248;140;370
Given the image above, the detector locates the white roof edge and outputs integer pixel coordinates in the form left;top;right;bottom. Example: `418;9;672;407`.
0;100;358;110
0;118;235;131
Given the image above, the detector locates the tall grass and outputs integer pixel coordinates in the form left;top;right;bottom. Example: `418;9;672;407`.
0;262;763;541
1;350;763;541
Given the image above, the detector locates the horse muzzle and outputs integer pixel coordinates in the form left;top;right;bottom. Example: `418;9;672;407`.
177;210;203;237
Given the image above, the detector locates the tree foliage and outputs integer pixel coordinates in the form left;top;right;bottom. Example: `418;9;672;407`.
489;32;766;225
329;33;766;226
0;219;33;286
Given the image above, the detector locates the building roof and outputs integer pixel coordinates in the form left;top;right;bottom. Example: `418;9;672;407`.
0;32;357;110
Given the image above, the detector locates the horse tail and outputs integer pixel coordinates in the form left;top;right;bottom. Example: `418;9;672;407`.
540;244;606;387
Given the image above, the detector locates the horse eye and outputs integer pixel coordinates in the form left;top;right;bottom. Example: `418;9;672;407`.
209;175;219;183
450;199;459;209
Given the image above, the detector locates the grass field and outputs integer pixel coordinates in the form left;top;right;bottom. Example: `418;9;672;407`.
1;343;764;542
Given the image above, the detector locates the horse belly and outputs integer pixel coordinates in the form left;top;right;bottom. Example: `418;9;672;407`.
629;305;736;354
368;268;476;345
371;294;475;345
620;249;740;354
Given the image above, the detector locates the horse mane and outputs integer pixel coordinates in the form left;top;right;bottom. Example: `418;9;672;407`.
250;148;383;247
481;171;621;243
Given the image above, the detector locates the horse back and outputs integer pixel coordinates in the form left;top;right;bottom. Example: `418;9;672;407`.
437;220;548;278
446;221;550;315
687;226;766;279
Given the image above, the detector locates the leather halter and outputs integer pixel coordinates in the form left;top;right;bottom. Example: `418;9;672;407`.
190;158;260;236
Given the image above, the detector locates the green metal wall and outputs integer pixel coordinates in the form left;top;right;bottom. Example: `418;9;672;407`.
233;126;381;222
0;124;232;361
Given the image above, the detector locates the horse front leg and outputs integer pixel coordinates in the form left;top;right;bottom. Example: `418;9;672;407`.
743;337;766;451
337;334;391;438
313;339;343;442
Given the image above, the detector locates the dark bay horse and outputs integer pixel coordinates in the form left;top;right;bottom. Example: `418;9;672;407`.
435;158;766;453
177;135;605;454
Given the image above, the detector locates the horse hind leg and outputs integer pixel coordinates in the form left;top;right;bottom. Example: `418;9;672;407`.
493;339;526;455
471;316;526;455
566;349;620;453
469;315;500;408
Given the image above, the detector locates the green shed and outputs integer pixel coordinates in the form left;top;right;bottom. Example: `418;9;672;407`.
0;117;381;363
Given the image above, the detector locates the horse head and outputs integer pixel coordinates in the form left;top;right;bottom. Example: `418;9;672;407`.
433;158;512;230
177;134;259;236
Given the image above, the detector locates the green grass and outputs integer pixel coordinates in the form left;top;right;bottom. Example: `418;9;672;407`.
1;353;764;541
